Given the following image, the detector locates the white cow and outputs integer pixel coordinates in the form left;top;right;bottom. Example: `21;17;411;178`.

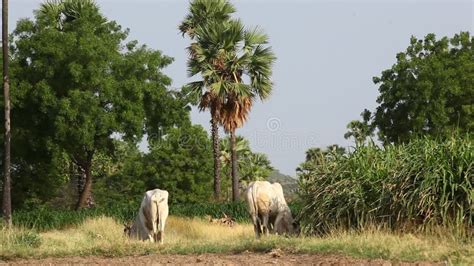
124;189;169;244
245;181;298;238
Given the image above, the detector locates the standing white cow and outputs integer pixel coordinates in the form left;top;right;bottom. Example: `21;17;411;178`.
124;189;169;244
245;181;298;238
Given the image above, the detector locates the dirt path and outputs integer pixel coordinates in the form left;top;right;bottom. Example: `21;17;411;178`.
1;252;441;265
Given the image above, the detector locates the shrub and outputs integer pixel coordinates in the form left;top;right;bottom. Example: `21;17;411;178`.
297;134;473;235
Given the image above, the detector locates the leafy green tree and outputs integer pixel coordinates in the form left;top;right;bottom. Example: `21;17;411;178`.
367;32;473;144
179;0;236;200
95;125;214;207
93;141;146;209
142;125;213;204
11;0;186;209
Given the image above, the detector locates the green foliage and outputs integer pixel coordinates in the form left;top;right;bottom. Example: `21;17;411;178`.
297;134;473;235
363;32;473;144
11;202;302;231
143;125;214;204
12;206;135;231
220;136;274;183
3;0;188;208
344;109;374;146
94;125;214;206
239;153;274;186
179;0;236;40
91;141;146;209
219;136;274;198
296;144;346;173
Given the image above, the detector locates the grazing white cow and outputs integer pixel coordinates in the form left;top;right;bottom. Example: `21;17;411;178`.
245;181;298;238
124;189;169;244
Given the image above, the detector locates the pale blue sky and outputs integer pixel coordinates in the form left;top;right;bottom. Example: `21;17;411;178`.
10;0;473;175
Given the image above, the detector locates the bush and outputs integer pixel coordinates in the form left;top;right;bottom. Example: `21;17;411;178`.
12;201;302;231
12;206;136;231
297;134;473;235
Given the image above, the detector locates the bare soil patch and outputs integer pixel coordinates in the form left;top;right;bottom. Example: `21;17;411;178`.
1;252;441;265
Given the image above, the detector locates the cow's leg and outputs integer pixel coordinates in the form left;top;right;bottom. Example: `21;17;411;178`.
157;204;168;244
268;214;276;234
252;214;260;239
262;213;270;236
150;201;159;243
148;231;154;243
157;231;163;244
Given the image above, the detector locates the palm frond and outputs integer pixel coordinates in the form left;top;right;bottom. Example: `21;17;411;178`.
36;0;64;29
179;0;236;39
62;0;98;22
244;26;268;50
220;95;252;133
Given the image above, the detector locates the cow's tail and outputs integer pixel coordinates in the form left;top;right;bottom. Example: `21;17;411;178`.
153;198;160;234
251;183;259;224
156;191;168;234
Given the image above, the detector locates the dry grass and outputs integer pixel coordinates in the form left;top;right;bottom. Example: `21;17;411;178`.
1;216;472;264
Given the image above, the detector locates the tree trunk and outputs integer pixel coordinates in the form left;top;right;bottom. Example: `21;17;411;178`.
211;114;221;200
76;158;94;210
2;0;12;227
230;130;239;202
76;165;94;208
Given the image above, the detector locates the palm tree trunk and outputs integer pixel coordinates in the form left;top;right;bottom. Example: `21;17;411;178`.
2;0;12;227
230;130;239;202
211;114;221;200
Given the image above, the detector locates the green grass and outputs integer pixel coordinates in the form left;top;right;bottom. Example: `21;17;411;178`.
298;134;473;235
1;216;472;264
11;202;301;231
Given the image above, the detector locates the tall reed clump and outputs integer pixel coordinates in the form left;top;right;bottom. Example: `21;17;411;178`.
297;134;473;236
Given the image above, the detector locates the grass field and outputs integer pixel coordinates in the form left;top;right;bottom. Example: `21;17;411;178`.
1;216;472;264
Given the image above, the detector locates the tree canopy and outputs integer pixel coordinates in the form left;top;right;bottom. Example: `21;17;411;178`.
5;0;188;208
350;32;473;144
94;125;214;206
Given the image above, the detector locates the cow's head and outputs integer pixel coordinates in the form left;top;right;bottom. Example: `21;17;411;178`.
291;218;301;236
276;209;300;236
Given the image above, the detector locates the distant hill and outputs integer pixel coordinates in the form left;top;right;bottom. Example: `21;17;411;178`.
266;170;298;201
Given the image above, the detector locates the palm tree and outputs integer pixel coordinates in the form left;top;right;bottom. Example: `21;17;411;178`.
179;0;236;200
219;135;250;200
193;20;275;201
220;136;273;198
2;0;11;227
239;153;273;187
219;135;250;166
181;1;275;202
